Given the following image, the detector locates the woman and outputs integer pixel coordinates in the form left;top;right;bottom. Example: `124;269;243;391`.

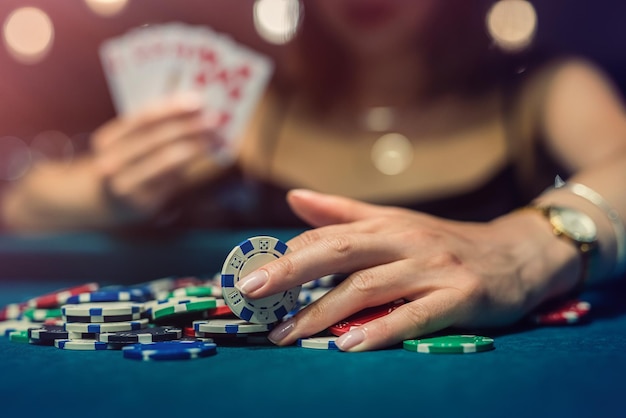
3;0;626;350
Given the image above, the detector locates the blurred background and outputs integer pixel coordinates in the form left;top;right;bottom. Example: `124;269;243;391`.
0;0;625;184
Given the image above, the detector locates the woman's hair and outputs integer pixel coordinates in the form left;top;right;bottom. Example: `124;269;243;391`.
282;0;525;108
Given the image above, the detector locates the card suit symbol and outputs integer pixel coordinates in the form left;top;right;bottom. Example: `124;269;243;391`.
195;71;208;86
235;66;251;79
218;112;231;127
228;87;241;100
215;69;229;84
199;48;217;64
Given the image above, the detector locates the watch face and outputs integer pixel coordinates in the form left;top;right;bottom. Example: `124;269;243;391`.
550;207;597;243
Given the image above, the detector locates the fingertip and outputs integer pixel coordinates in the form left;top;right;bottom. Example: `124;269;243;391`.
335;328;367;352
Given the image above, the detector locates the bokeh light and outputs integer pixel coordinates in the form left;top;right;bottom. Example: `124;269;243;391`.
371;133;413;176
30;131;75;170
253;0;302;45
0;137;32;181
3;7;54;64
84;0;129;17
363;107;395;132
487;0;537;52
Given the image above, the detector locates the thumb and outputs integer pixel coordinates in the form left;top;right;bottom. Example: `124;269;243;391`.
286;189;381;227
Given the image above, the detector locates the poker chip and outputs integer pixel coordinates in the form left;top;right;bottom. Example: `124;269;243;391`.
0;302;28;321
68;331;98;340
28;325;69;342
0;320;39;337
22;308;63;322
27;283;99;308
122;340;218;361
221;236;300;324
63;313;143;323
55;339;113;351
9;330;30;343
203;305;235;318
118;277;177;298
179;336;215;343
170;285;222;298
152;297;224;321
403;335;495;354
64;318;149;333
302;274;347;289
297;336;339;350
193;319;274;334
531;298;591;326
61;302;144;317
98;327;182;344
43;318;66;326
65;289;147;304
298;287;332;306
195;332;272;345
329;300;405;337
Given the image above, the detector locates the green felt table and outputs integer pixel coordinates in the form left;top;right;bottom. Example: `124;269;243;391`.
0;231;625;418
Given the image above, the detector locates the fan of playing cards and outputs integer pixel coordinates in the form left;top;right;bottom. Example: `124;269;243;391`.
99;23;273;160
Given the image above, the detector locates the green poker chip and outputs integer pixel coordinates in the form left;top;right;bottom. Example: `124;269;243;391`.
152;297;224;320
9;330;30;343
169;286;220;298
22;307;63;322
403;335;495;354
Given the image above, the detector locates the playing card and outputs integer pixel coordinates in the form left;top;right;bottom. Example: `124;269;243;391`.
99;23;273;162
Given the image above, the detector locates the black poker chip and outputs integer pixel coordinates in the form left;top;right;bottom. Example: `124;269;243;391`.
97;327;182;344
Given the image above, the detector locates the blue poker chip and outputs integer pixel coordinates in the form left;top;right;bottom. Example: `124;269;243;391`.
65;290;147;304
122;341;218;361
193;319;273;334
297;336;339;350
61;302;144;317
63;313;143;323
55;339;113;351
64;318;149;333
221;236;300;324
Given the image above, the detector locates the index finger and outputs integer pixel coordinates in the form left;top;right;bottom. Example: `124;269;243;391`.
234;231;402;298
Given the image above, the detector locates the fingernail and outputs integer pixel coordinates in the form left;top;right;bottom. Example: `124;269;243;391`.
235;270;268;295
336;328;366;351
289;189;317;198
268;318;296;344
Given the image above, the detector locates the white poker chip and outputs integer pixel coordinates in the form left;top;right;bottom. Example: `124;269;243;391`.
64;318;149;333
0;320;38;336
221;236;300;324
61;302;144;317
297;336;339;350
54;339;113;351
193;319;273;334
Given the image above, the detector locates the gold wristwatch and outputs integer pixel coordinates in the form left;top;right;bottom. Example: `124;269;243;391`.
530;205;599;286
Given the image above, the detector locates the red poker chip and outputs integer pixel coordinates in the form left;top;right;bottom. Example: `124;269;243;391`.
0;302;28;321
531;298;591;326
173;276;205;289
184;327;196;337
27;283;99;309
203;305;234;318
329;300;405;337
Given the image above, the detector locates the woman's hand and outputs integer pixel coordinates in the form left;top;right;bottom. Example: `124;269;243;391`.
90;94;223;224
236;189;581;351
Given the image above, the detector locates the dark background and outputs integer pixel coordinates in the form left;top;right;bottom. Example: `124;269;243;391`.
1;0;625;142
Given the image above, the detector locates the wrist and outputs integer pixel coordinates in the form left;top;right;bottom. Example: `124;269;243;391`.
491;210;581;308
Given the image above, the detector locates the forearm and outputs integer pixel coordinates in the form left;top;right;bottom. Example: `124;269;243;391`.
1;158;113;232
